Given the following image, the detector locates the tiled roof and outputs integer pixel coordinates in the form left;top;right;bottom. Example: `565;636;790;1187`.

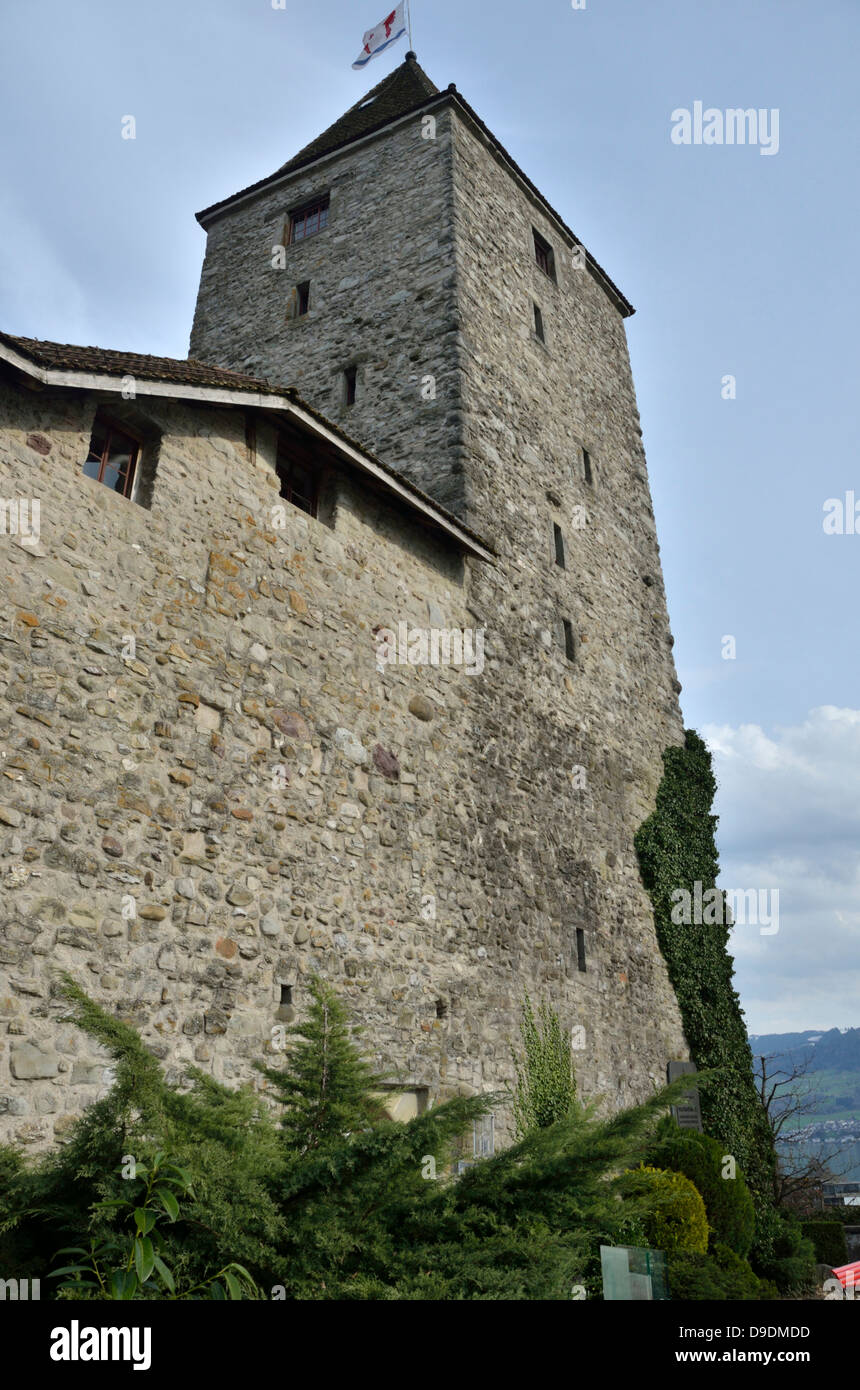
278;53;438;176
0;328;495;558
0;331;279;394
197;54;439;223
194;55;633;316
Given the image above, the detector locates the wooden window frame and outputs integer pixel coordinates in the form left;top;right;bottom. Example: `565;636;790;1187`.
288;196;330;245
83;413;142;500
276;433;321;519
533;229;556;281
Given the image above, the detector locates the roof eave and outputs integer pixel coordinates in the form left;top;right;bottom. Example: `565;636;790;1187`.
195;89;634;318
0;339;495;563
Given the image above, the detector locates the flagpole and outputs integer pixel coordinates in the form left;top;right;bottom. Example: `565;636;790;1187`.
406;0;414;50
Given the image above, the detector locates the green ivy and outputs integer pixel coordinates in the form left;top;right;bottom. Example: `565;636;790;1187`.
635;730;778;1220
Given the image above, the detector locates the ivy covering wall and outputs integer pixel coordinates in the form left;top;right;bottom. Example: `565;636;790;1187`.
635;729;777;1211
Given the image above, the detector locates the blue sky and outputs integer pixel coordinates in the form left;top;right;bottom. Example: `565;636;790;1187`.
2;0;857;1031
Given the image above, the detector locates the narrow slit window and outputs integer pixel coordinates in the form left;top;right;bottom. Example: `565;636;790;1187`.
344;365;357;406
576;928;587;973
553;522;566;569
583;449;593;486
296;281;310;316
562;618;576;663
533;303;545;342
280;984;293;1006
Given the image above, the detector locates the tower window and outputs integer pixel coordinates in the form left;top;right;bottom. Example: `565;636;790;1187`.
533;303;545;342
288;196;329;244
583;449;593;486
553;523;566;569
473;1114;495;1158
296;281;310;317
533;229;556;281
280;984;293;1006
276;435;319;518
576;928;587;973
343;365;357;406
562;619;576;663
82;414;141;501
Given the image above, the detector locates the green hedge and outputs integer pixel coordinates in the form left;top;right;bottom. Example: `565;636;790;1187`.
801;1221;848;1267
646;1120;756;1256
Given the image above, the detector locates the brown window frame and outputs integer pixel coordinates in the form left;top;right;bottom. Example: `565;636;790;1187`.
82;414;142;500
533;229;556;281
288;196;330;245
276;433;320;519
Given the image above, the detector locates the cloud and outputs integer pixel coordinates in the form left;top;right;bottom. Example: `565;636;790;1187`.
702;708;860;1033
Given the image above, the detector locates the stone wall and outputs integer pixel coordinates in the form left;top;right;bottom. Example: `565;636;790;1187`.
0;90;691;1150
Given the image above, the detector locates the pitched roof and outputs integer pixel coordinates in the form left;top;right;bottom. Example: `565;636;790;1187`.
278;53;438;176
197;53;439;225
0;331;276;394
0;329;495;562
194;55;634;317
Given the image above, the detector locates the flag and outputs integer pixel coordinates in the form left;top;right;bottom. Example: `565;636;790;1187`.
352;5;407;69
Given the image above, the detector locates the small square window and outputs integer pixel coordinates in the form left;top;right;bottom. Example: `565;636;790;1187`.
533;303;545;343
82;415;141;500
289;196;330;244
533;229;556;280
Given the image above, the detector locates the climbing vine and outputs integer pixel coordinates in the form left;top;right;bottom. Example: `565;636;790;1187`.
635;729;777;1214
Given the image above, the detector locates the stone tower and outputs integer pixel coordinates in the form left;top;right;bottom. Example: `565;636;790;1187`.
190;55;690;1115
0;56;690;1148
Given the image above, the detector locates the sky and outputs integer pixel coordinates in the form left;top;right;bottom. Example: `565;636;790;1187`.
1;0;857;1033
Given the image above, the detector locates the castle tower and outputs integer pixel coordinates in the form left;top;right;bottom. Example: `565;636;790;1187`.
190;55;690;1114
0;57;690;1148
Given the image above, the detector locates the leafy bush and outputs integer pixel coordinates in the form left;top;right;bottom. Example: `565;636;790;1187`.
0;979;706;1301
646;1119;756;1256
668;1243;779;1300
753;1213;817;1294
800;1221;848;1269
621;1164;709;1255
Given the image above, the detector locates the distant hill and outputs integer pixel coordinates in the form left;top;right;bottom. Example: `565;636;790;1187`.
748;1028;860;1182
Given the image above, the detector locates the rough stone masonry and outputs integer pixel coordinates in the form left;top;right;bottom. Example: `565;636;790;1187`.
0;54;690;1151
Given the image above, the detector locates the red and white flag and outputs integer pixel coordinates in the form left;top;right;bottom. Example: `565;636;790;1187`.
352;4;407;69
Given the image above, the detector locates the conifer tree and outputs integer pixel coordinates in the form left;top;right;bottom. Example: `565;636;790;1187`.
256;976;388;1154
